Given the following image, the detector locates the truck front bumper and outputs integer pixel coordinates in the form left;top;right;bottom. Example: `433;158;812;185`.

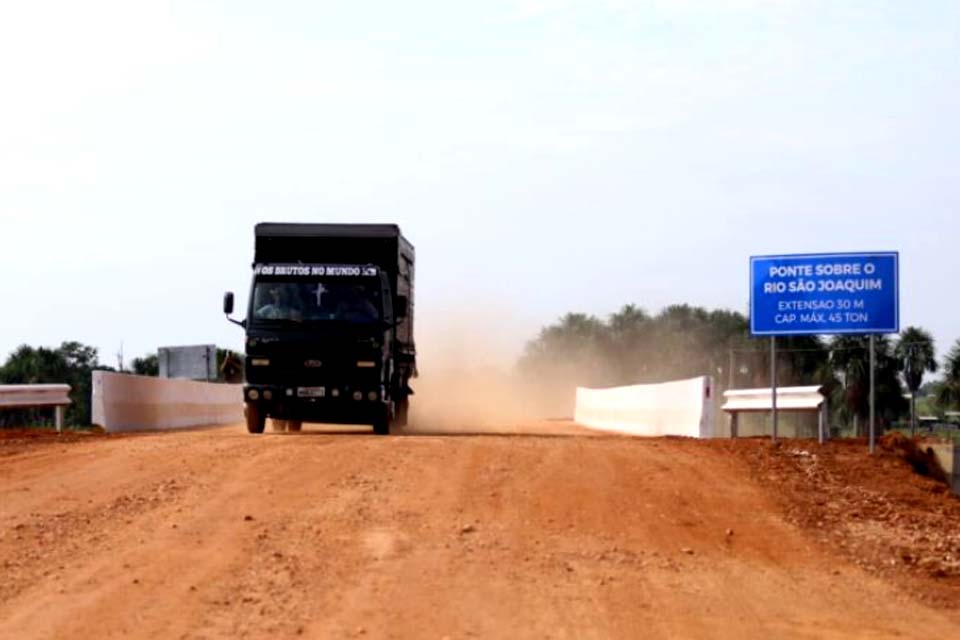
243;383;387;425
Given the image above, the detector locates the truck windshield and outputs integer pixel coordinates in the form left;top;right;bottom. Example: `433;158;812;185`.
251;279;382;324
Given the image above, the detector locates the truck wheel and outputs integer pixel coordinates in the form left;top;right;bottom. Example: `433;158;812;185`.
287;421;302;432
245;404;266;434
372;410;390;436
394;397;410;427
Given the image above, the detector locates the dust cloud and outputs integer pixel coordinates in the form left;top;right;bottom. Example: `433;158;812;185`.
403;310;572;434
405;369;540;433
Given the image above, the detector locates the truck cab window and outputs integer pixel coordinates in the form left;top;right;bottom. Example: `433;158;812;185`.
253;283;303;321
251;279;381;324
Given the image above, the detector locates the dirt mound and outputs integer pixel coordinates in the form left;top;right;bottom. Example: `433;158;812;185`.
879;431;950;484
723;437;960;605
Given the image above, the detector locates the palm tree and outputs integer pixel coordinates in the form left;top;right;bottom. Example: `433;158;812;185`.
829;335;905;436
895;327;937;436
938;340;960;411
830;336;870;436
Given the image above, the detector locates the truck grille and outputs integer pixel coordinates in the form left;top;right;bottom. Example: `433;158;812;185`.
245;356;380;386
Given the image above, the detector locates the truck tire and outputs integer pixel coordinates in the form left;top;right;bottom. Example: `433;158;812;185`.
394;397;409;427
372;409;390;436
245;403;266;434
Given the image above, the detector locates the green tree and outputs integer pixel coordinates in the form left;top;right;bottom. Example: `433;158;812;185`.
895;327;937;435
519;312;609;380
606;305;730;385
132;354;159;376
518;312;612;415
916;380;944;421
938;340;960;411
828;335;906;436
59;341;105;425
774;335;832;387
0;342;107;427
606;304;652;383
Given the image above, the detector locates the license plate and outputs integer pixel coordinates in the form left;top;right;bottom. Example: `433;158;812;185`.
297;386;326;398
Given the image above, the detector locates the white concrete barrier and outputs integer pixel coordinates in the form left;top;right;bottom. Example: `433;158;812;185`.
91;371;242;433
574;376;715;438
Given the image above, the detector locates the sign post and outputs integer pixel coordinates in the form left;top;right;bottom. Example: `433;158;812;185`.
771;337;778;443
750;252;899;451
869;334;876;454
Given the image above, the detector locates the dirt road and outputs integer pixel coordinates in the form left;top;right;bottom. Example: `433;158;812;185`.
1;424;958;639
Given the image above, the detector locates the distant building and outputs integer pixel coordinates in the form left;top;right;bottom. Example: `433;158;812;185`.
158;345;217;381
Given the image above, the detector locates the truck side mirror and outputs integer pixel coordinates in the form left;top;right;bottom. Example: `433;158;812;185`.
223;291;246;328
395;295;408;319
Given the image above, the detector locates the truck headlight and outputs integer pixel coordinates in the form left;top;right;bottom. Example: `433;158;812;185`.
352;391;363;401
251;358;270;366
356;361;376;368
263;390;273;400
367;390;378;401
248;389;260;400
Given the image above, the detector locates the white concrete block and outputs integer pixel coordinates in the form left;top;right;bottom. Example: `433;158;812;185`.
574;376;715;438
92;371;242;432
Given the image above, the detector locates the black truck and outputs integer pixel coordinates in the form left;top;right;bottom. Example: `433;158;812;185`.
223;223;416;435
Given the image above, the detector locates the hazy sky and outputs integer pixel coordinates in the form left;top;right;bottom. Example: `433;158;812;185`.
2;0;958;370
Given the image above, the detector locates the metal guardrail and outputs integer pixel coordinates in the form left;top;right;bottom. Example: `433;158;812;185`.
0;384;72;433
722;386;825;412
722;386;828;443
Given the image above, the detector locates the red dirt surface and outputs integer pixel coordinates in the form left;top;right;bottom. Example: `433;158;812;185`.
717;435;960;606
1;424;958;638
0;428;109;456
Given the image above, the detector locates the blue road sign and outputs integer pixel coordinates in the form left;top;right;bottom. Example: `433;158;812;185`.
750;252;899;336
